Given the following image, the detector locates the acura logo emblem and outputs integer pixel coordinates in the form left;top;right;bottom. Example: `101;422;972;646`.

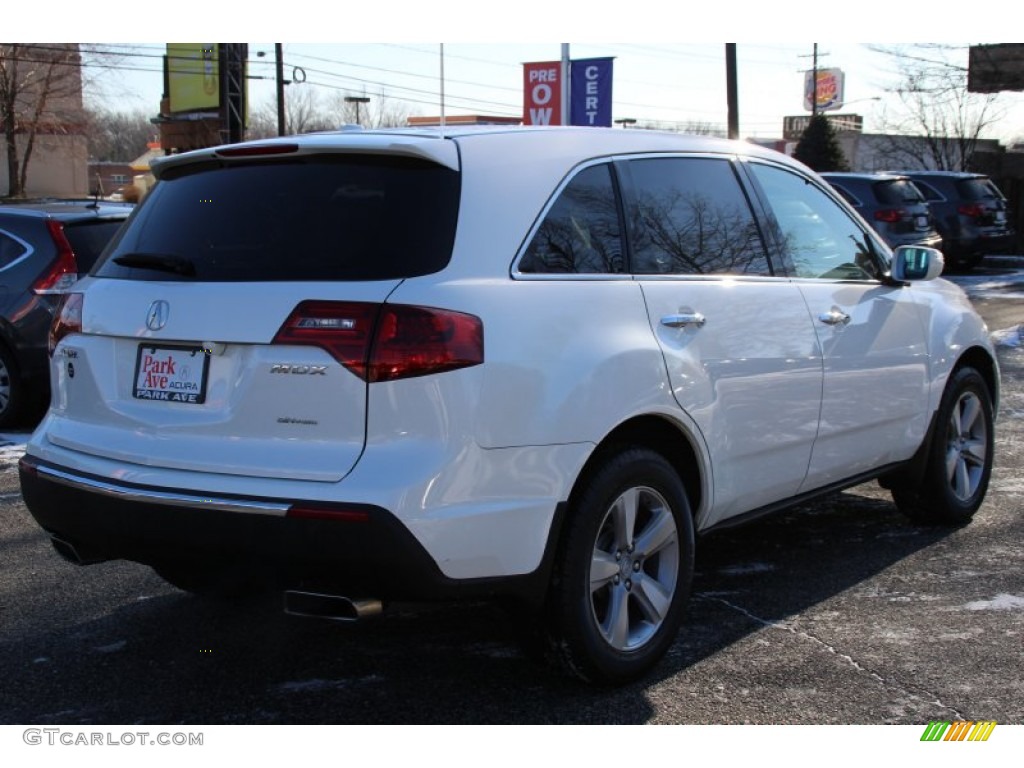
146;300;170;331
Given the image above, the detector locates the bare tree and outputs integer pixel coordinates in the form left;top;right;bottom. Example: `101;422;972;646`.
246;87;337;139
870;44;1004;171
1;43;85;197
328;91;416;128
85;107;155;162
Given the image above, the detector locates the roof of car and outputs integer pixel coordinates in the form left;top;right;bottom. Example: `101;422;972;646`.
0;199;134;220
820;172;912;181
896;170;987;179
152;126;804;178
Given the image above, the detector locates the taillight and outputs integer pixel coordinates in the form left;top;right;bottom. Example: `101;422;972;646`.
874;208;905;223
33;220;80;294
48;292;84;355
272;300;484;383
958;203;985;218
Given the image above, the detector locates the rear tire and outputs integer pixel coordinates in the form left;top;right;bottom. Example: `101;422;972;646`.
892;367;994;525
544;447;694;684
0;344;28;429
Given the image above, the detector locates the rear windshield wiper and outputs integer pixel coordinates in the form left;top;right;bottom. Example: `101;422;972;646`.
112;252;197;277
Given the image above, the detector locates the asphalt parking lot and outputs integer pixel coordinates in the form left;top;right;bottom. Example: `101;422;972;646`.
0;260;1021;725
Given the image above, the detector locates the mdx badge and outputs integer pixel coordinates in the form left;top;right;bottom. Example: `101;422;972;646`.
146;300;170;331
270;364;327;375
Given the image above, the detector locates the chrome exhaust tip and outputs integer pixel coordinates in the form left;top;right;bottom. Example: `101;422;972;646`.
283;590;383;622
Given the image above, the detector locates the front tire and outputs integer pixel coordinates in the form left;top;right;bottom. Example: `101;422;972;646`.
545;447;694;684
893;366;994;525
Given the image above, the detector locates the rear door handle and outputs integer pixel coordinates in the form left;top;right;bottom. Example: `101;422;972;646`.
660;312;706;329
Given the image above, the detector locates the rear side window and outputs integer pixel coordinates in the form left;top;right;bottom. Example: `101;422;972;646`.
628;157;771;276
829;184;861;207
874;180;924;205
0;230;29;269
64;220;126;272
911;181;944;202
95;155;460;281
519;163;625;274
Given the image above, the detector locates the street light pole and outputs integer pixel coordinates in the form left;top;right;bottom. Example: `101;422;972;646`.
345;96;371;126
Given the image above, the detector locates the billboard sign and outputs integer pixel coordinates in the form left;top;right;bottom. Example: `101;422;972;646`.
570;58;613;127
167;43;220;113
783;113;863;140
803;68;844;112
968;44;1024;92
523;61;563;125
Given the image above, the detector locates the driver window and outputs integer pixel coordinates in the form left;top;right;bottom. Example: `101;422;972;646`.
749;163;882;280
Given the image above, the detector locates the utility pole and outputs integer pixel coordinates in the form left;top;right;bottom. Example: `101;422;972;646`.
725;44;739;140
811;43;819;118
561;43;570;126
275;43;285;136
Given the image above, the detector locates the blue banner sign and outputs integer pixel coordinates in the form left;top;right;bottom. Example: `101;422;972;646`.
570;58;614;127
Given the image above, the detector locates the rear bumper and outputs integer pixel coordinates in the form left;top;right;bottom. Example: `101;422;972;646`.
18;455;558;604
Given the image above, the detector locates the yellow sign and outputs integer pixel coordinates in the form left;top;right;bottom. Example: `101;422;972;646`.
167;43;219;113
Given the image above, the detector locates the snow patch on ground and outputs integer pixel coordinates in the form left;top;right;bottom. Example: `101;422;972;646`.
963;594;1024;611
275;675;382;694
0;434;27;470
991;326;1023;348
93;640;127;653
718;562;776;575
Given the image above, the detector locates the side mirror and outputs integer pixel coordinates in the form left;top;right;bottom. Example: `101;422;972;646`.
891;245;944;282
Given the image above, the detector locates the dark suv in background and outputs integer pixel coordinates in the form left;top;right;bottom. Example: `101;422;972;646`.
820;172;942;253
900;171;1016;270
0;200;133;426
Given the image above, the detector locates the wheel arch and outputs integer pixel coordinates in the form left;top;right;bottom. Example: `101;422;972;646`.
569;414;706;523
953;345;1000;416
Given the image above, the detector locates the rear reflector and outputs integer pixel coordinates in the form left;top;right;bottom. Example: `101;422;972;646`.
958;203;985;218
273;300;483;383
286;505;370;523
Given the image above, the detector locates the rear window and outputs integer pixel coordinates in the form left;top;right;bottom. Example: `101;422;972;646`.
95;155;460;281
956;177;1004;201
873;179;925;205
64;220;127;272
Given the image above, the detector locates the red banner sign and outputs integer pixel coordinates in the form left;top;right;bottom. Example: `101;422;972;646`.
523;62;563;125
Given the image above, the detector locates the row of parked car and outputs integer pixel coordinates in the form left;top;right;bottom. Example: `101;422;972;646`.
821;170;1017;271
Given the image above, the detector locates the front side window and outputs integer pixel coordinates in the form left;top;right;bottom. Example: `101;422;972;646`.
519;163;624;274
628;157;771;276
749;163;882;281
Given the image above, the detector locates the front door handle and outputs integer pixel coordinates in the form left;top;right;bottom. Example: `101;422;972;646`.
818;308;851;326
661;312;706;329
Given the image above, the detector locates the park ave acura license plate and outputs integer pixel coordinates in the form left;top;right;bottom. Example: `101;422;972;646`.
133;345;210;404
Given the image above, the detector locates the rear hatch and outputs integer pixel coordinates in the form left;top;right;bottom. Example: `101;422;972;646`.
956;176;1010;231
871;178;935;236
46;143;460;483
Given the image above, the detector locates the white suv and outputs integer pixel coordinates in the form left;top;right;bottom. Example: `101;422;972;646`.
20;127;999;684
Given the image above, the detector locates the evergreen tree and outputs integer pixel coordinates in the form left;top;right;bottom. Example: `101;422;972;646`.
793;114;850;172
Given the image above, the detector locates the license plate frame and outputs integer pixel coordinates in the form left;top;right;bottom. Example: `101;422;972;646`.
133;344;210;404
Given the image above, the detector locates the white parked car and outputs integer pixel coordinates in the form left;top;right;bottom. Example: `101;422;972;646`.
20;127;999;684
